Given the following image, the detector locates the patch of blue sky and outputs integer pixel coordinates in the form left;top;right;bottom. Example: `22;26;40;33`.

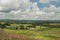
50;1;60;7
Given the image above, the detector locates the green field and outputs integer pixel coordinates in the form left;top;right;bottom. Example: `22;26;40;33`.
0;22;60;40
4;27;60;40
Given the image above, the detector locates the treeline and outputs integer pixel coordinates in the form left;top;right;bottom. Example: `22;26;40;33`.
0;21;60;30
0;22;36;30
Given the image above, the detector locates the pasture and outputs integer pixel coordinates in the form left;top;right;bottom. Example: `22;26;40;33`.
0;22;60;40
5;25;60;40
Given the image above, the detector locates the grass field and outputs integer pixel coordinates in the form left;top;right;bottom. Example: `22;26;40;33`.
0;22;60;40
4;27;60;40
0;28;37;40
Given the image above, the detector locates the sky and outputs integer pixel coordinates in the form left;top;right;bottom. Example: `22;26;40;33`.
0;0;60;20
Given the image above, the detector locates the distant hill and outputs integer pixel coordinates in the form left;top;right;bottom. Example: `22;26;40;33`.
0;19;60;24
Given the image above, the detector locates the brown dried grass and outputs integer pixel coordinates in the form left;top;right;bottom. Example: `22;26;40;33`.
0;28;37;40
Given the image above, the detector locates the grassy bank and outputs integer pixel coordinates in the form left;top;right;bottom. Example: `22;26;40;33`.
4;27;60;40
0;28;37;40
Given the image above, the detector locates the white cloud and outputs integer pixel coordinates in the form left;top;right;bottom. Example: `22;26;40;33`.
9;2;54;20
42;5;57;12
41;5;60;20
0;12;10;19
8;2;45;20
42;5;60;13
39;0;49;3
0;0;31;11
31;2;40;11
0;0;20;11
31;2;45;16
0;0;60;20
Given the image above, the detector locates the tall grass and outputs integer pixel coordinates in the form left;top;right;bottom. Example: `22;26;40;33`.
0;28;37;40
5;28;60;40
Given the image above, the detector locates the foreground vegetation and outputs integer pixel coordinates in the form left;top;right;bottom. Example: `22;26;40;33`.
4;27;60;40
0;21;60;40
0;28;37;40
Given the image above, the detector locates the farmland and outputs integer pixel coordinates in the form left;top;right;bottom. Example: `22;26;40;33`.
0;20;60;40
4;27;60;40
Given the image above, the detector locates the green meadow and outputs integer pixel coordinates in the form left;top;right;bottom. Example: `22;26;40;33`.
0;22;60;40
4;26;60;40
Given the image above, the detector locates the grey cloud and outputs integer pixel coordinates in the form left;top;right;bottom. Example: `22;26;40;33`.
0;0;60;20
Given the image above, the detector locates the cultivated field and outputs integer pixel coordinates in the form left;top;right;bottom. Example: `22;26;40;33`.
0;22;60;40
4;27;60;40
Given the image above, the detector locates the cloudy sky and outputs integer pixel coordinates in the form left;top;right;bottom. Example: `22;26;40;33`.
0;0;60;20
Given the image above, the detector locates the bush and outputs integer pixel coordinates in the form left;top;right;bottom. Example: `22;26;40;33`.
0;24;6;29
20;25;24;29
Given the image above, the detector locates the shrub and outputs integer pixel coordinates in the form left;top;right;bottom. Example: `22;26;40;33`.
20;25;24;29
0;24;6;29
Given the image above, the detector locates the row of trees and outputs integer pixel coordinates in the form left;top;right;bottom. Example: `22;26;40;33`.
0;22;36;30
0;22;60;30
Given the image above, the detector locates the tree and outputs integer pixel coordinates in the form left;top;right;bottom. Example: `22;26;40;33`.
20;25;24;29
0;24;6;29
